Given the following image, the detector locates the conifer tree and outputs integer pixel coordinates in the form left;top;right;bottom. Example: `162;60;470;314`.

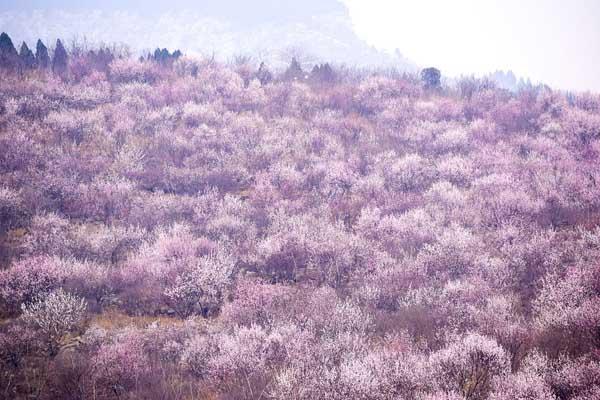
0;32;19;70
160;48;170;63
421;67;442;89
283;57;304;81
36;39;50;69
153;48;162;62
19;42;36;69
52;38;68;76
256;62;273;85
310;63;335;84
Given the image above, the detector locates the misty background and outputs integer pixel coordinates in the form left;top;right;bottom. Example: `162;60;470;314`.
1;0;599;92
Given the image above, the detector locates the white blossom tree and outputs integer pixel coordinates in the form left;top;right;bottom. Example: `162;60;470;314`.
21;288;87;355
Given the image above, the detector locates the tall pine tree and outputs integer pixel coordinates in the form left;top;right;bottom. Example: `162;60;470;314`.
0;32;19;70
36;39;50;69
19;42;36;69
283;57;304;81
52;38;68;76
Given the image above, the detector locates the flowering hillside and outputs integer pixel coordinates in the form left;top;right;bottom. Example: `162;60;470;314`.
1;44;600;400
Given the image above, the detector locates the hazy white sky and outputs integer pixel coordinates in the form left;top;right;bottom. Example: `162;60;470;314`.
342;0;600;91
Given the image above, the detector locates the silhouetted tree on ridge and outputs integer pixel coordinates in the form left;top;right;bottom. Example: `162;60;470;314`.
36;39;50;69
19;42;36;70
310;63;336;84
256;62;273;85
52;38;68;76
0;32;19;70
149;47;182;65
283;57;304;81
87;47;114;72
421;67;441;89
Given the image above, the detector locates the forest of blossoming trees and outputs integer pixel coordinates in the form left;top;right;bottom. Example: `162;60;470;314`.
0;32;600;399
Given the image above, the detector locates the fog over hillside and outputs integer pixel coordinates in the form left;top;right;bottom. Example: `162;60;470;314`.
0;0;416;70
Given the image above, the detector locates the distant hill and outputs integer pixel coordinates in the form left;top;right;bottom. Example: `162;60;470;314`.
0;1;417;70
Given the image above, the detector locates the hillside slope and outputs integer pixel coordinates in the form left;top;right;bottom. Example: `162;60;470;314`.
1;56;600;399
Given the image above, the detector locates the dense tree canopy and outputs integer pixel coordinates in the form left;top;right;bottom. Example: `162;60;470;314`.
0;38;599;399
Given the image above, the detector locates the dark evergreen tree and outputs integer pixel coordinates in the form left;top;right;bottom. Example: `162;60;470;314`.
150;47;179;64
256;62;273;85
283;57;304;81
321;63;335;82
421;67;441;89
0;32;19;70
91;48;114;71
310;63;336;84
160;48;170;62
52;38;68;76
19;42;36;69
36;39;50;69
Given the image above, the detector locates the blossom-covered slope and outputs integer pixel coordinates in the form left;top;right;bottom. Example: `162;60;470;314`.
1;54;600;399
